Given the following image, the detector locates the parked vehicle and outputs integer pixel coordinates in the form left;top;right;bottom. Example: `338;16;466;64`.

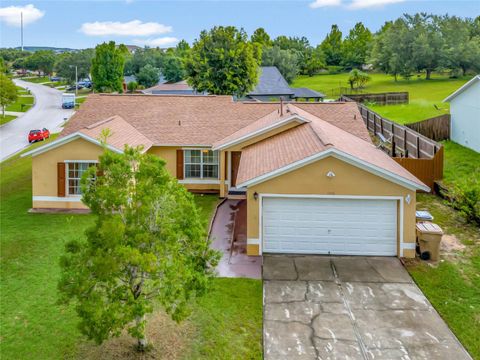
62;93;76;109
28;128;50;143
78;80;92;88
50;76;62;82
66;84;84;91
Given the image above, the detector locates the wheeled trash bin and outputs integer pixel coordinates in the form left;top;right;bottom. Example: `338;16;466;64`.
416;222;443;261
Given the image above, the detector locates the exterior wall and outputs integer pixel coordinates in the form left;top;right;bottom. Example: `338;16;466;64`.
450;82;480;152
148;146;224;193
147;146;178;175
245;156;416;258
31;142;223;210
32;138;104;209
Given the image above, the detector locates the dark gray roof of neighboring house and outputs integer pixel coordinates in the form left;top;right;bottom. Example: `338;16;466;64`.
248;66;294;96
292;87;326;99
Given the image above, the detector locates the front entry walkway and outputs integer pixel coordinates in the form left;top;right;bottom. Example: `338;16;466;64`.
210;199;261;278
263;255;471;360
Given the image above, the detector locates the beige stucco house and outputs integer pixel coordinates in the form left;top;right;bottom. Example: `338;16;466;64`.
23;94;429;258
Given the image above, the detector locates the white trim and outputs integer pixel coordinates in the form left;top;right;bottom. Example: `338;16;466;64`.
33;196;82;202
182;148;220;180
443;75;480;102
212;115;309;151
179;179;221;185
237;148;429;192
258;194;405;257
247;238;260;245
21;132;123;158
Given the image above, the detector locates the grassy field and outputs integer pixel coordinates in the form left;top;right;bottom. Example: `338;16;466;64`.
407;193;480;359
0;115;17;126
292;72;470;124
442;141;480;190
0;143;262;360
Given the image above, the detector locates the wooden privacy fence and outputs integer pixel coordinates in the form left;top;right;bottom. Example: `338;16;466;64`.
342;92;409;105
340;96;444;191
406;114;450;141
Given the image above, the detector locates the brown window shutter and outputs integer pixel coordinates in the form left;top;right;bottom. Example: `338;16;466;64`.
224;152;228;179
176;150;184;180
57;162;66;197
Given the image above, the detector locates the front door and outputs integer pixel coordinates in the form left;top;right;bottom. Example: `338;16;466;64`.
230;152;241;187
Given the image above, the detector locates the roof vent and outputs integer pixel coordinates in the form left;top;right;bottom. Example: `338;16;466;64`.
178;120;181;126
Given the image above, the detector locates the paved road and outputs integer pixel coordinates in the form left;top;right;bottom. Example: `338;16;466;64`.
0;79;74;161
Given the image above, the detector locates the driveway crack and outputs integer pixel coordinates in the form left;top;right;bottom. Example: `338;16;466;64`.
330;259;369;360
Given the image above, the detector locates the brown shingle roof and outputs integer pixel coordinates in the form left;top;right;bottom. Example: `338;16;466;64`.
236;110;427;189
62;95;369;146
79;115;153;152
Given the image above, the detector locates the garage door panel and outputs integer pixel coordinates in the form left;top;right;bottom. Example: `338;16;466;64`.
262;197;397;256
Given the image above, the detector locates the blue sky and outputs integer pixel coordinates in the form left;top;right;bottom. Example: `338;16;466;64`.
1;0;479;49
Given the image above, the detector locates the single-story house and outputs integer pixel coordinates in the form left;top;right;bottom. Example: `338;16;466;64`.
443;75;480;153
23;94;428;258
246;66;325;102
140;67;325;102
141;80;204;95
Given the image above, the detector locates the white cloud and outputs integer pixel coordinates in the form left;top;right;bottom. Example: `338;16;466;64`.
309;0;342;8
133;37;179;48
0;4;44;27
80;20;172;36
348;0;405;9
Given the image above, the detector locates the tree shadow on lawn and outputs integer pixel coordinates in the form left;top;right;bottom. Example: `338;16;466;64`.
76;311;194;360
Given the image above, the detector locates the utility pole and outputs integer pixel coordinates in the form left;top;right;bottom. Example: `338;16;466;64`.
75;65;78;97
21;12;24;51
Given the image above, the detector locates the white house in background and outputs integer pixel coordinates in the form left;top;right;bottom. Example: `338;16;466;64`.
443;75;480;153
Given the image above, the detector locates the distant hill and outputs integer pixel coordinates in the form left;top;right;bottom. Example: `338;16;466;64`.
13;46;79;53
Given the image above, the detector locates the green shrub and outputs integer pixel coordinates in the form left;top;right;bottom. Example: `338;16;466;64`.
449;179;480;226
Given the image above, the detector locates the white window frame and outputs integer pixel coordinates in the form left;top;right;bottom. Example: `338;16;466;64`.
65;160;97;197
183;149;219;181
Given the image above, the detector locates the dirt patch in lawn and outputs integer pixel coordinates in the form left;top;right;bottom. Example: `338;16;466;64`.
76;311;194;360
441;234;466;254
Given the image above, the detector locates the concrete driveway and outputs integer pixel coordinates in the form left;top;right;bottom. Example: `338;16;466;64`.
0;79;74;161
263;255;471;360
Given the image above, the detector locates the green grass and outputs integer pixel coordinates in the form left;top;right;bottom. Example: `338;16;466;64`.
407;193;480;359
5;94;34;112
442;141;480;190
292;72;470;124
0;145;261;359
0;115;17;126
22;76;50;83
186;278;263;359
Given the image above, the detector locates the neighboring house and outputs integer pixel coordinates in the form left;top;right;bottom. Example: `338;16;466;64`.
142;80;204;95
443;75;480;153
23;94;428;259
140;67;325;101
246;66;325;102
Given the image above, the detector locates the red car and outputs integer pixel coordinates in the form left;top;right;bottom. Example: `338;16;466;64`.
28;128;50;143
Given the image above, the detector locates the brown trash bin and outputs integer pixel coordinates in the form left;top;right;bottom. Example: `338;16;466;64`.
416;222;443;261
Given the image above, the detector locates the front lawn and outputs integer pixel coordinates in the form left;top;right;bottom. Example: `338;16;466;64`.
5;94;34;112
0;144;262;359
0;115;17;126
406;193;480;359
292;72;470;124
22;76;50;83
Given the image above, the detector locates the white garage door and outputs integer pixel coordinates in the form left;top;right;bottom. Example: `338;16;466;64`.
262;197;397;256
